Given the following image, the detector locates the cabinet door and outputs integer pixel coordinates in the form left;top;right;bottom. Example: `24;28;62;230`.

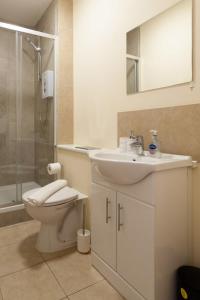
91;183;116;269
117;193;155;300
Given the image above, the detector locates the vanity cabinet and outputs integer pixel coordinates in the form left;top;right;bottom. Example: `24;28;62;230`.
91;184;116;269
91;166;191;300
117;193;154;300
92;184;154;300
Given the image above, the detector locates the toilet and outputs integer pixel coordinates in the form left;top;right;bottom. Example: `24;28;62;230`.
22;187;87;253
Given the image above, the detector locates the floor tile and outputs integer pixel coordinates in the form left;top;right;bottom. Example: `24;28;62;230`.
23;220;41;236
68;280;124;300
0;263;65;300
41;246;77;261
0;220;40;248
0;235;43;277
47;250;103;295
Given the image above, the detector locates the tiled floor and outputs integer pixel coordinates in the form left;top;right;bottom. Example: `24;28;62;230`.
0;220;124;300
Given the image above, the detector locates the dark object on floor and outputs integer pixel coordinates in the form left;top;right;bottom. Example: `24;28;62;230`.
177;266;200;299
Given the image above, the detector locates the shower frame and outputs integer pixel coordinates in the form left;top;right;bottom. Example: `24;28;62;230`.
0;21;58;212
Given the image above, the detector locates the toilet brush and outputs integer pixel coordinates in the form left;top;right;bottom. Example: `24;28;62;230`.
77;202;91;253
82;203;86;236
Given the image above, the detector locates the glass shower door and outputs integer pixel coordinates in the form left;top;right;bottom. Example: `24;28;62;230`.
33;34;55;187
0;25;55;208
17;32;55;196
0;27;18;207
15;32;37;201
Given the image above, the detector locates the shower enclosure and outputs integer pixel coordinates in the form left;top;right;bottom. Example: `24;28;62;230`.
0;22;56;212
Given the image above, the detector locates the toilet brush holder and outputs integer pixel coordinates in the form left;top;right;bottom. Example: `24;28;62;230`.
77;229;91;253
77;202;90;253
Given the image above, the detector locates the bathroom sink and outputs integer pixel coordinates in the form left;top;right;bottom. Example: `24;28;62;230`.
89;150;192;185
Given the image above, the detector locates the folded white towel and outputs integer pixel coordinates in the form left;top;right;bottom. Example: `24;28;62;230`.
27;179;67;206
45;187;79;206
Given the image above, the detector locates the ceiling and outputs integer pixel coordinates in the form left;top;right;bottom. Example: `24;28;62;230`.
0;0;54;27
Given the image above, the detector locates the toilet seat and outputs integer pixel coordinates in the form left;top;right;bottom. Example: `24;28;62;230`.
23;186;79;207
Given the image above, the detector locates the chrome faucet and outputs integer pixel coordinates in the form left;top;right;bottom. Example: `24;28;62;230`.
135;135;144;156
128;132;144;156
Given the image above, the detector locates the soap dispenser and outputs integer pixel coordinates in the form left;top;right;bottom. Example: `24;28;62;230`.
148;129;161;157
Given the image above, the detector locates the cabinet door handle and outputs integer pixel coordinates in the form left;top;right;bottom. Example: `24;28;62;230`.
118;203;123;231
106;198;111;223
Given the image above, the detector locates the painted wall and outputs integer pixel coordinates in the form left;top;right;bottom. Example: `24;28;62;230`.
69;0;200;268
57;149;91;227
140;0;192;91
73;0;200;148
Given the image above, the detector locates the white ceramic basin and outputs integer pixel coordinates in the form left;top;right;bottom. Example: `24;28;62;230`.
89;150;192;185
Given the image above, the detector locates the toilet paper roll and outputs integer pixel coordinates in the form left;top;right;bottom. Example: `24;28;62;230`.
47;162;61;175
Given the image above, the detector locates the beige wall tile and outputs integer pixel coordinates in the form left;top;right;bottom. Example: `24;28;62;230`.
36;1;57;35
36;0;74;146
57;110;73;143
56;0;74;144
58;0;73;32
118;104;200;161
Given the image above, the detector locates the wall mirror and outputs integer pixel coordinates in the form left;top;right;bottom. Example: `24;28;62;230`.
126;0;192;94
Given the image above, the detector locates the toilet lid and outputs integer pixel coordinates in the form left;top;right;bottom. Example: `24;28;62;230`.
23;186;79;207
